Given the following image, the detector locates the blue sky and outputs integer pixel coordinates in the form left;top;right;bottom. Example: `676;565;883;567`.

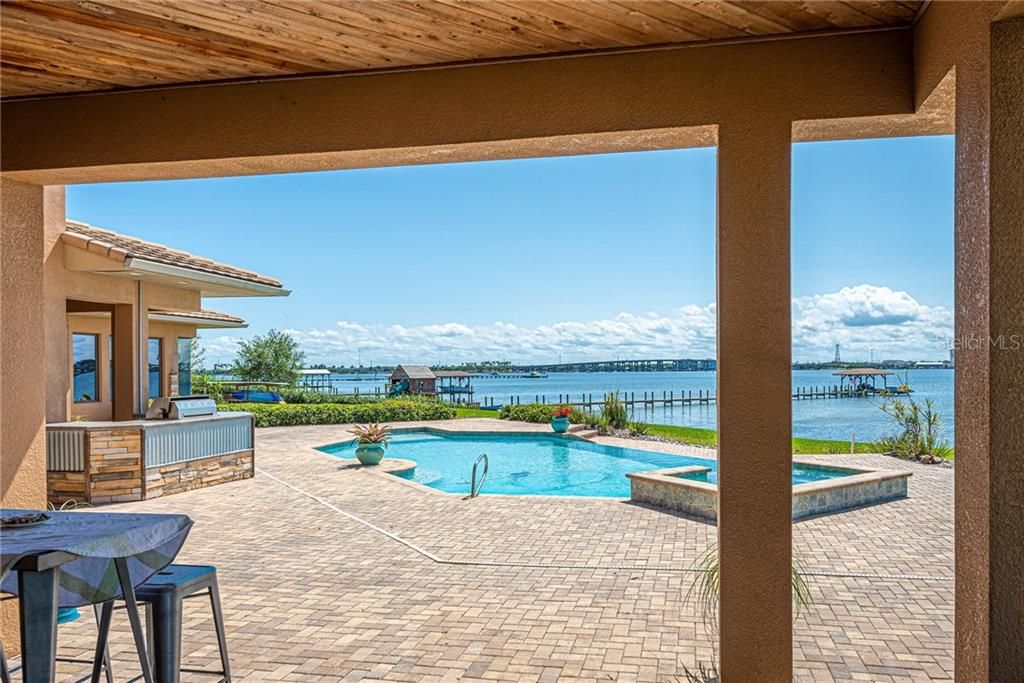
67;135;954;365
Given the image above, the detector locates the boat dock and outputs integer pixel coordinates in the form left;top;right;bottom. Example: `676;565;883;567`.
481;383;910;410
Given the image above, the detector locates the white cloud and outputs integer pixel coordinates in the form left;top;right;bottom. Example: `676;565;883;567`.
196;335;244;360
792;285;952;360
199;284;952;366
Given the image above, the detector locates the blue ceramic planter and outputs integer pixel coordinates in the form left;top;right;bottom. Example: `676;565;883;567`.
355;443;385;465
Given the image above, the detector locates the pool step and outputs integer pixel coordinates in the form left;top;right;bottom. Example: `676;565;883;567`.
566;424;589;433
572;429;600;440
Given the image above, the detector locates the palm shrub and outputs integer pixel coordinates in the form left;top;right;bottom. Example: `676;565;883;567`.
591;413;612;435
351;422;391;444
602;392;629;430
628;421;650;436
878;397;952;462
685;543;813;638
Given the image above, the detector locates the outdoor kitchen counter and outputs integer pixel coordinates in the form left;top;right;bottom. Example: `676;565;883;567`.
45;412;255;505
47;411;252;430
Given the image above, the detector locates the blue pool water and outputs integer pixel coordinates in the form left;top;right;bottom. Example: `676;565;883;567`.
317;430;857;498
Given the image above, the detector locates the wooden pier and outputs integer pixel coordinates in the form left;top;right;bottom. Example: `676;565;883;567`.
291;382;906;410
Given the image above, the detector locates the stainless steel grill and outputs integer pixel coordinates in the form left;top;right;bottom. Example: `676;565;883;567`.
146;395;217;420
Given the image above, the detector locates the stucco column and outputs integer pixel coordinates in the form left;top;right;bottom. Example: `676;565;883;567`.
715;120;793;681
948;7;1024;679
135;284;148;414
985;13;1024;678
951;27;995;683
0;177;49;651
42;187;68;422
1;178;48;507
112;303;135;421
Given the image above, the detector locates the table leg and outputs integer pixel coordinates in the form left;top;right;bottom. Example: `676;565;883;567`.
114;558;154;683
18;567;58;683
90;601;114;683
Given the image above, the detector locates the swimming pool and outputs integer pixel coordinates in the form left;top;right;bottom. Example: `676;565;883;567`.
317;430;859;498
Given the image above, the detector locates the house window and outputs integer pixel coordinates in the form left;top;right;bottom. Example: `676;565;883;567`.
177;337;192;396
148;337;163;398
72;333;99;402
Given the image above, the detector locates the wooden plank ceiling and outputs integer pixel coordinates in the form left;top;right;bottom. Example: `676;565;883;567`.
1;0;923;99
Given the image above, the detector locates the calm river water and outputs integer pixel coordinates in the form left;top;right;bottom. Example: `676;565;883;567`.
317;369;955;442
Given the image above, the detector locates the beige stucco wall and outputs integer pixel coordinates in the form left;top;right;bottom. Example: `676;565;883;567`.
0;179;53;651
1;179;45;506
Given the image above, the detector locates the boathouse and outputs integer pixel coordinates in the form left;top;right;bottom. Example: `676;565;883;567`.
389;365;437;396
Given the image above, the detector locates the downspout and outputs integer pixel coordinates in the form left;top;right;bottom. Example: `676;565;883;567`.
137;280;144;416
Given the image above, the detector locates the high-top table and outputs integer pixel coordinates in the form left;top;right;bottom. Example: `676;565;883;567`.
1;509;193;683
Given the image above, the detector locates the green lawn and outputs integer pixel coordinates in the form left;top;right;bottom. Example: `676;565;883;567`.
452;411;879;454
644;423;880;455
453;407;500;419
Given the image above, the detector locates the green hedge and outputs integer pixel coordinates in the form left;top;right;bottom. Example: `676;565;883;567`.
499;403;587;424
218;400;455;427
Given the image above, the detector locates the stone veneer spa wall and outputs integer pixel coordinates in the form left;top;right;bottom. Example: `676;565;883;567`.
627;463;911;522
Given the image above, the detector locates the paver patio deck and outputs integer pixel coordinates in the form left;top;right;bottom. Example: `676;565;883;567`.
42;419;953;682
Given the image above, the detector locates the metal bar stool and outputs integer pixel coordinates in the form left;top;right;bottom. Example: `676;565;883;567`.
128;565;231;683
0;603;114;683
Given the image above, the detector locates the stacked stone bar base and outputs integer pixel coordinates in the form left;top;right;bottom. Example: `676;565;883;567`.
146;450;253;499
46;414;254;506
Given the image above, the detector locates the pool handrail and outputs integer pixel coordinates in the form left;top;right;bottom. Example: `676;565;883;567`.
470;453;489;498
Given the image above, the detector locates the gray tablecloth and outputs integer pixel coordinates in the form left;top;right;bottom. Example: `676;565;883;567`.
1;509;193;608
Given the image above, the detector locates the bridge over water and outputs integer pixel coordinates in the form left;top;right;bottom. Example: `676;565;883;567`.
507;358;717;373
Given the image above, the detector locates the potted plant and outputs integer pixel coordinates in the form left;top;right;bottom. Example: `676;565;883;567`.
551;406;572;433
351;423;390;465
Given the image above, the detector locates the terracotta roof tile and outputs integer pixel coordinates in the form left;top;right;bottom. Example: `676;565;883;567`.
153;309;246;325
62;220;283;289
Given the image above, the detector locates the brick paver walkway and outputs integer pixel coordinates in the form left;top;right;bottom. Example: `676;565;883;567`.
47;419;953;681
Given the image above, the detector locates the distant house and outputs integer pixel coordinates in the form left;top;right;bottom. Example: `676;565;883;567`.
389;365;437;396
